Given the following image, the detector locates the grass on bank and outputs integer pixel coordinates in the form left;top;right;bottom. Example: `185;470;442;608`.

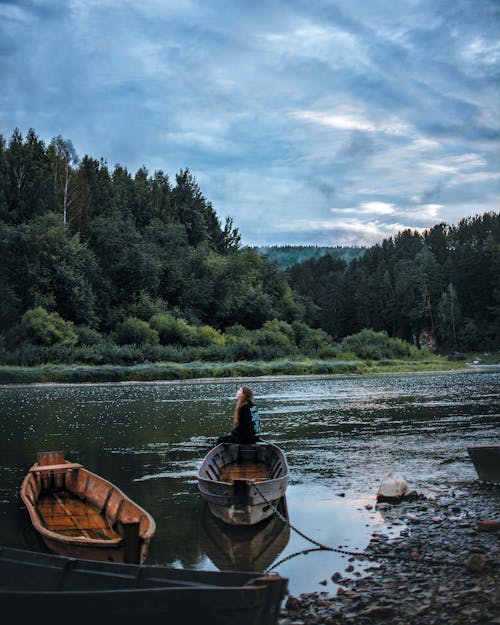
0;355;468;385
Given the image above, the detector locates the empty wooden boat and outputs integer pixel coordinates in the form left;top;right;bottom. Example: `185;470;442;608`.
0;545;288;624
197;442;289;526
467;444;500;484
20;451;156;563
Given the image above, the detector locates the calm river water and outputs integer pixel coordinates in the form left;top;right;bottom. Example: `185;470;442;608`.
1;368;499;596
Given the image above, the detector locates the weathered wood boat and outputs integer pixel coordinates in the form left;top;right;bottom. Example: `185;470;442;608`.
467;444;500;484
0;546;288;624
197;442;289;526
201;498;290;572
20;451;156;564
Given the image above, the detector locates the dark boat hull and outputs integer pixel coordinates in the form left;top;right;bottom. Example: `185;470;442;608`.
197;443;289;526
467;444;500;484
0;546;287;625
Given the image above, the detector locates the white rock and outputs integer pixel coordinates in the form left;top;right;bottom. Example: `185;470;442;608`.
377;471;409;499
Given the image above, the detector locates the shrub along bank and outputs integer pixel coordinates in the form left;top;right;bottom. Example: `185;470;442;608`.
0;307;465;384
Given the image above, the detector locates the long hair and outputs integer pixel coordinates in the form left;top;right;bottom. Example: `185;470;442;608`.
234;385;254;426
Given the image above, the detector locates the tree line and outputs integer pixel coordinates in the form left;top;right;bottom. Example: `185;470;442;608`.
0;128;498;367
286;212;500;351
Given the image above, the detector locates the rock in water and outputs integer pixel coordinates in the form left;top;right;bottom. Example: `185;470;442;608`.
377;471;409;502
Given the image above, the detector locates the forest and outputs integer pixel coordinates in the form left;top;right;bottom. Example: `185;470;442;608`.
286;211;500;350
0;128;499;370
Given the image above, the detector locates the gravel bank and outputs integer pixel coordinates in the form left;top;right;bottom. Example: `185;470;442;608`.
279;481;499;624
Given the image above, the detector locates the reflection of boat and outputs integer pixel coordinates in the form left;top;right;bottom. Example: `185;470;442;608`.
20;450;156;563
467;444;500;484
0;546;288;624
197;442;289;526
201;498;290;572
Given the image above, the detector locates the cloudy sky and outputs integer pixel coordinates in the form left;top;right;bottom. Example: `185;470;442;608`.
1;0;499;247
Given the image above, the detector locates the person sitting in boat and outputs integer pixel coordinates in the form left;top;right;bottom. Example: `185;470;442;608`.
217;385;261;444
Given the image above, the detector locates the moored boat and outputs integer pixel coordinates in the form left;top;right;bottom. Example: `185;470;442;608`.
197;442;289;526
467;444;500;484
0;545;288;624
20;450;156;563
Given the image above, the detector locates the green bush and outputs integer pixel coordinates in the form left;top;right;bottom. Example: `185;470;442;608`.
291;321;335;353
224;341;261;361
17;306;78;347
149;313;198;346
340;329;418;360
113;317;159;346
196;325;226;346
74;325;103;346
254;320;296;350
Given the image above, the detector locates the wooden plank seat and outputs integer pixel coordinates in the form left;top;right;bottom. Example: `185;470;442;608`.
30;463;82;473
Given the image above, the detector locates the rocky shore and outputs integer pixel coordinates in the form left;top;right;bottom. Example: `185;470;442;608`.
279;481;499;624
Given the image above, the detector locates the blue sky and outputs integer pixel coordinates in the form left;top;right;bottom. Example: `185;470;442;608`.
1;0;499;247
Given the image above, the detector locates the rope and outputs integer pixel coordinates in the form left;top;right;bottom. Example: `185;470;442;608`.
252;482;500;573
268;547;326;570
252;482;368;570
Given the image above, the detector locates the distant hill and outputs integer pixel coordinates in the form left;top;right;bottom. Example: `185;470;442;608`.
253;245;366;269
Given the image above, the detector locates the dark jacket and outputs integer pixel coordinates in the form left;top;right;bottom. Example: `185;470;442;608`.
231;401;260;444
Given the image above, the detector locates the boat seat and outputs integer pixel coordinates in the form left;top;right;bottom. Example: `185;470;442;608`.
30;463;82;473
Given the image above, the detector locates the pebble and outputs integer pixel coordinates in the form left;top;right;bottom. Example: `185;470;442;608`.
278;481;499;625
465;552;487;573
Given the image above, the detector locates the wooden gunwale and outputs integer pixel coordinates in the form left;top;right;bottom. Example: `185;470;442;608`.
197;442;289;526
20;453;156;562
0;545;288;624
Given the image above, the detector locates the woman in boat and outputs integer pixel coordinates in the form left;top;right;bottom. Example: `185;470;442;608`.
217;385;261;444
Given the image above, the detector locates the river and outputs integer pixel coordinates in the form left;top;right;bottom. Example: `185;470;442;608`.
1;367;498;596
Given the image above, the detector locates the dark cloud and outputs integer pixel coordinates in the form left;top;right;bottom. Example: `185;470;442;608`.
421;183;444;204
0;0;498;246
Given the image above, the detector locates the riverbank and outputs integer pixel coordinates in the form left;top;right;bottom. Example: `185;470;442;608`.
279;480;500;625
0;356;468;385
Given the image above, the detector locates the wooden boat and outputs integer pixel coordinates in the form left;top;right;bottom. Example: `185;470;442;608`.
467;444;500;484
197;442;289;526
0;545;288;624
201;498;290;572
20;450;156;564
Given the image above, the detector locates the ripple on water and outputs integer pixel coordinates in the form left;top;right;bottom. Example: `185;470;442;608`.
0;371;498;593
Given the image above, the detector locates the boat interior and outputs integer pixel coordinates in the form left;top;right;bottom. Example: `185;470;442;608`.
23;451;148;541
200;443;287;484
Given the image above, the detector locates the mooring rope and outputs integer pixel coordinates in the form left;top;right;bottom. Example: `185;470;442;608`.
252;482;499;573
252;482;369;571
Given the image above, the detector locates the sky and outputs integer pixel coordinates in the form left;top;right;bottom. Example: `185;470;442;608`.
1;0;499;247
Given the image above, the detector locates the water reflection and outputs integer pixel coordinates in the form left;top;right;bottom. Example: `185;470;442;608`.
0;370;499;595
200;498;290;572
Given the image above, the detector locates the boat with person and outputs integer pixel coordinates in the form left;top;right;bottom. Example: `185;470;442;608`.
0;545;287;623
467;444;500;484
20;450;156;564
197;441;289;526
